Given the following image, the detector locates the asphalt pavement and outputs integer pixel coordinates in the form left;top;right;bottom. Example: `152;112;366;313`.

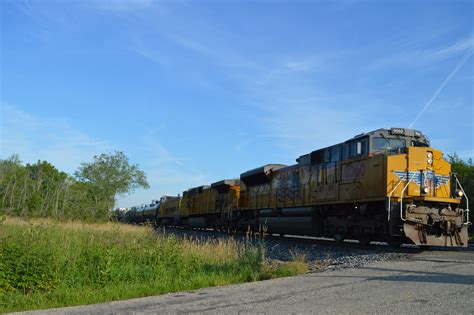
16;249;474;315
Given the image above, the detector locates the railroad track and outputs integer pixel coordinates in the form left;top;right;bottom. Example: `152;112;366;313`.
155;225;473;250
156;225;413;250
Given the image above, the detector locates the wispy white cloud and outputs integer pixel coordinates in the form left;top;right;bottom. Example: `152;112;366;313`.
285;61;316;73
89;0;154;12
125;16;364;156
367;36;473;71
248;95;372;156
118;128;210;207
124;8;262;74
160;32;260;73
433;37;474;59
139;128;192;170
0;105;209;207
129;39;172;68
0;104;112;173
10;0;78;42
9;0;184;43
166;33;213;57
281;53;342;74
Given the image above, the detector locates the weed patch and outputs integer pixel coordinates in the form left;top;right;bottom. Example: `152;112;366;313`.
0;218;307;312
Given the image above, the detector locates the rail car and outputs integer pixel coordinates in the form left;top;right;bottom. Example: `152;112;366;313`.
123;201;160;224
127;128;471;247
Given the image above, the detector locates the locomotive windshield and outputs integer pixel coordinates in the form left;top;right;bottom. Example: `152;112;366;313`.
372;137;405;153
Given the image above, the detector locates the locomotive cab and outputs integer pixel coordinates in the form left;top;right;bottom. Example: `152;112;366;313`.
315;127;469;247
380;128;470;247
351;128;430;157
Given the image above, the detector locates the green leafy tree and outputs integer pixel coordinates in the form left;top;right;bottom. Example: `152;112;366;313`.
0;155;26;215
0;156;70;217
25;160;68;217
447;153;473;210
74;151;149;218
1;151;148;221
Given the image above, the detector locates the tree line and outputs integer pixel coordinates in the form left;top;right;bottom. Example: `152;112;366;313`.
447;154;473;210
0;151;149;221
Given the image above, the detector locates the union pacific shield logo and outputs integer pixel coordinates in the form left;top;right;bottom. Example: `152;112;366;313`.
393;170;449;188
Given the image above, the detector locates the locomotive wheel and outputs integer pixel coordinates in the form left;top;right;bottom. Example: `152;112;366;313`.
358;234;371;247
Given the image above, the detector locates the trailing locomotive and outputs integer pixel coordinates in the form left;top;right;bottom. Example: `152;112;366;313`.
126;128;470;247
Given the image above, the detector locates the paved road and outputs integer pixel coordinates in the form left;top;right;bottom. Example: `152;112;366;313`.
18;249;474;314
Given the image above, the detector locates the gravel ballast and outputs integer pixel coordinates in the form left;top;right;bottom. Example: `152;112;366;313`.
154;227;419;270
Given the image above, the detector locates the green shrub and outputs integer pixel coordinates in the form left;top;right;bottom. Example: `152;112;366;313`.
0;218;307;312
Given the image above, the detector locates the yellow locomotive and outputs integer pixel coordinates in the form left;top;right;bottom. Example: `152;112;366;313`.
159;179;240;230
157;128;470;247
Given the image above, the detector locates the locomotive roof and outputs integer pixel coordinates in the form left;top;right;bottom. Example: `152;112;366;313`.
273;164;298;173
211;179;240;189
351;127;427;140
296;127;430;163
240;164;287;186
351;127;430;148
186;185;211;196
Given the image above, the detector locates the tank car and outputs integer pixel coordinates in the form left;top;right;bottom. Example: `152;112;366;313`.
122;201;160;224
142;200;160;223
123;206;139;223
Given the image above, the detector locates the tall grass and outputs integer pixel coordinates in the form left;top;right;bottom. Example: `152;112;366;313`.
0;217;305;312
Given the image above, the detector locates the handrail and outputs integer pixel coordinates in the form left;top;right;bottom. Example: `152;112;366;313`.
400;171;419;221
454;175;471;225
387;176;405;221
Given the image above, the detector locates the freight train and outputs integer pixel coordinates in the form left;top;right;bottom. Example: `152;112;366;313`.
123;128;470;247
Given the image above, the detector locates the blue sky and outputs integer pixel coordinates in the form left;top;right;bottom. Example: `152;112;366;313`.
1;0;473;208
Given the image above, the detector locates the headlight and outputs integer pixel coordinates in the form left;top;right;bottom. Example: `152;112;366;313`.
421;186;429;194
455;189;464;198
426;151;433;165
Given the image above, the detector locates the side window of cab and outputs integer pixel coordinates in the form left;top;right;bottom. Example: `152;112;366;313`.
347;138;368;159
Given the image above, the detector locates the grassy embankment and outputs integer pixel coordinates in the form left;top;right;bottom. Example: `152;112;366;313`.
0;217;307;313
